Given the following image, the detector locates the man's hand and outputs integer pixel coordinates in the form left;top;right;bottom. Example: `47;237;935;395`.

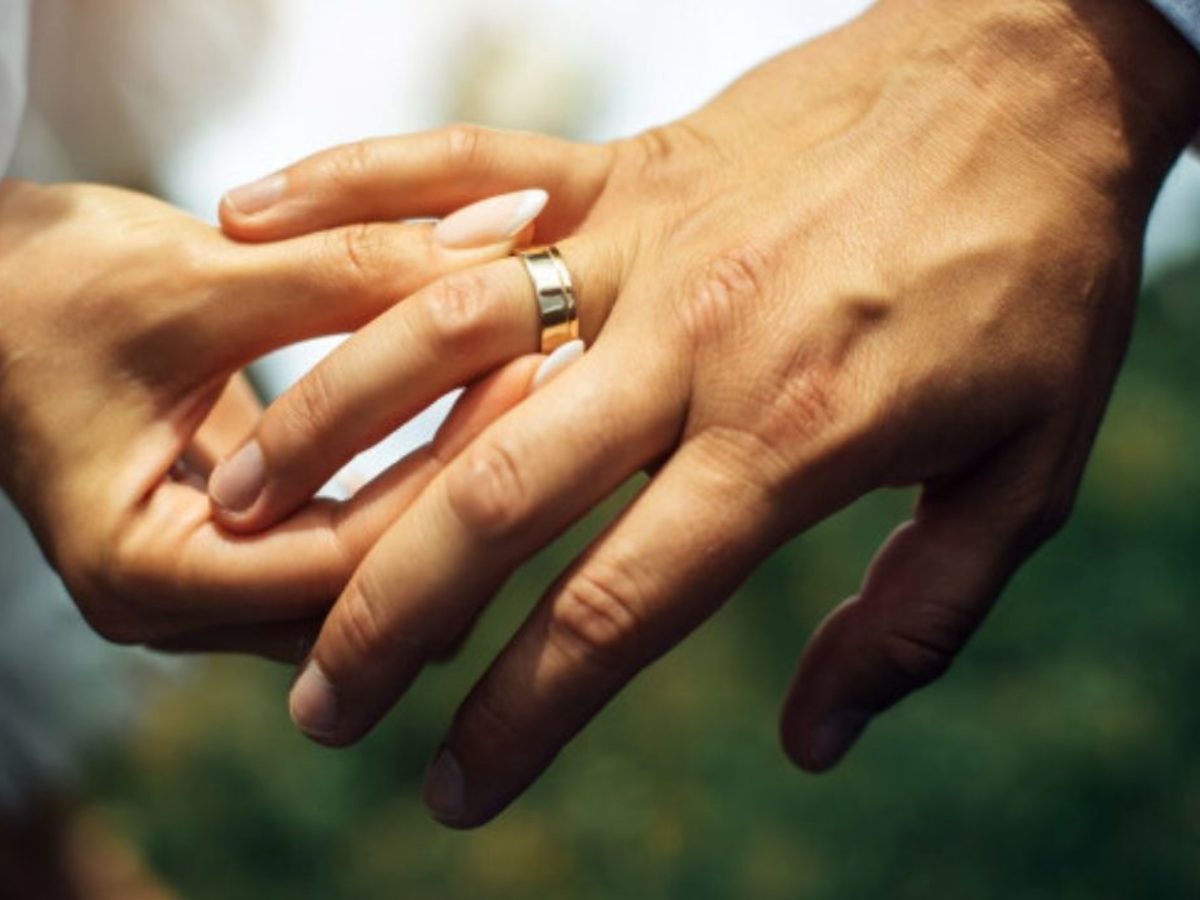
212;0;1200;824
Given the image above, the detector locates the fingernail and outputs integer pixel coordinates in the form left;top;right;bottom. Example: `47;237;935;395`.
223;172;287;215
433;189;548;249
424;746;465;822
289;660;339;739
808;710;871;771
209;441;266;513
532;339;585;391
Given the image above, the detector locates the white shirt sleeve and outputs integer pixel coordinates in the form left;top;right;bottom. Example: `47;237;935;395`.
0;0;29;175
1147;0;1200;54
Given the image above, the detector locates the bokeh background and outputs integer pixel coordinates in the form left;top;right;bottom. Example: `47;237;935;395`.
4;1;1200;897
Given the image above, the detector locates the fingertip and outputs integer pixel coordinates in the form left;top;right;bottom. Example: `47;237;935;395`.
531;339;585;391
432;188;548;250
208;441;298;535
782;710;872;774
218;205;296;244
779;701;817;773
219;172;292;241
209;440;265;514
424;746;467;825
217;196;256;241
430;809;498;831
287;658;373;749
422;746;507;830
512;219;538;248
289;658;339;739
779;594;871;772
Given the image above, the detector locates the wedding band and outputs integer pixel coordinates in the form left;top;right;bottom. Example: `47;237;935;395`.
518;246;579;353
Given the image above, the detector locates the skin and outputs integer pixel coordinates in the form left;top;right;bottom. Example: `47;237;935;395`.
0;179;536;660
193;0;1200;826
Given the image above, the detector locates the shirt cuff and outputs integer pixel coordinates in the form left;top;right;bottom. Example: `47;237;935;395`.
1145;0;1200;56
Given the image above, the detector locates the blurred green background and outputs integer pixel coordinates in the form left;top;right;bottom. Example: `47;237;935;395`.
76;256;1200;899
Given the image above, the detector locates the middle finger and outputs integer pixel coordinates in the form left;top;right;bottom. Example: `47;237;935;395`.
289;331;684;746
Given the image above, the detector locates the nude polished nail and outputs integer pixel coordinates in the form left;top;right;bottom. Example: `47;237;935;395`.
290;661;339;740
223;172;287;215
208;440;265;513
433;189;548;249
532;339;585;391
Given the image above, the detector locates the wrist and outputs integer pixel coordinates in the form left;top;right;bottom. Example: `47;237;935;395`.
701;0;1200;221
878;0;1200;193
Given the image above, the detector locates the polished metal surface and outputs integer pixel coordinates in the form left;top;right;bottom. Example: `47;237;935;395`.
519;246;579;353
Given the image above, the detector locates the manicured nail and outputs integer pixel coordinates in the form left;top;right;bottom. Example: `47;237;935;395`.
434;189;548;249
208;440;265;513
808;710;871;771
424;747;465;822
289;661;339;739
532;339;585;391
223;172;287;216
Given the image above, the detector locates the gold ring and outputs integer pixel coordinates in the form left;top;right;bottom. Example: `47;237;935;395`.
518;246;579;354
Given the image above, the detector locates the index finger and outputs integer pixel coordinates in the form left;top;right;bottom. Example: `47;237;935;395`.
220;125;612;243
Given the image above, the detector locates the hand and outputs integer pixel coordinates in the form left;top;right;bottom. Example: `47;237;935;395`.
0;180;535;659
212;0;1200;824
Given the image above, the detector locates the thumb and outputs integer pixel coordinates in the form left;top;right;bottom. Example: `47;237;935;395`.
780;446;1070;773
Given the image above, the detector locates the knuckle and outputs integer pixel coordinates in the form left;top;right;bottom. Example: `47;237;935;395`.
333;223;388;287
690;427;782;503
874;601;976;692
445;437;530;539
438;123;491;172
278;364;338;446
418;270;495;357
546;560;646;670
615;123;718;195
335;574;394;662
611;128;683;194
458;680;524;750
631;126;680;171
677;245;770;348
723;367;843;490
768;369;840;447
876;629;953;691
994;466;1081;553
321;139;376;192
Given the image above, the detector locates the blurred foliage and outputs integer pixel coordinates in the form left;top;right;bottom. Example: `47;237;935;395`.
83;258;1200;899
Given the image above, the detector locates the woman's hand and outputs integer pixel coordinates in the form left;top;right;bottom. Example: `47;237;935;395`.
0;180;536;659
213;0;1200;823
